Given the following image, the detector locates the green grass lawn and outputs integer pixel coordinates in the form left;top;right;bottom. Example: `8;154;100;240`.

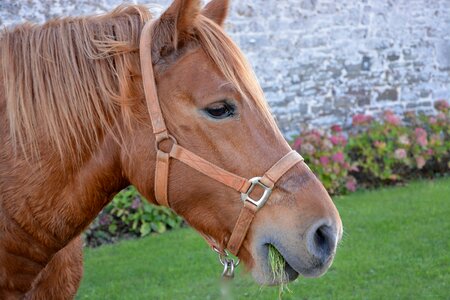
77;178;450;299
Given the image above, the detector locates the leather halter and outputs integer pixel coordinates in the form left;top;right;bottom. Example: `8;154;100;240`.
139;21;304;256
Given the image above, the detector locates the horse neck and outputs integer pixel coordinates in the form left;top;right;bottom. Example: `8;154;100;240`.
1;121;128;244
66;132;130;233
0;121;129;296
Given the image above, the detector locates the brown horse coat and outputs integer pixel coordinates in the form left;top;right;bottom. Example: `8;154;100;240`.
0;1;342;298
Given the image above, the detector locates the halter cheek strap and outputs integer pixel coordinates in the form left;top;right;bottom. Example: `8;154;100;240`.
139;21;304;257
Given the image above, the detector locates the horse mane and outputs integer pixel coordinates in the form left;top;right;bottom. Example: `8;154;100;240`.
1;5;151;161
1;4;274;164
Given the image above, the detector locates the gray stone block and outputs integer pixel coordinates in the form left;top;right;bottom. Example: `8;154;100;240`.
436;40;450;70
377;88;399;102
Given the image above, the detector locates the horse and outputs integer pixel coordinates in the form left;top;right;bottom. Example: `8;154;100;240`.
0;0;342;298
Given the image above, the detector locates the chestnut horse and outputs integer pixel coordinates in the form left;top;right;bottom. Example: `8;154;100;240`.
0;0;342;298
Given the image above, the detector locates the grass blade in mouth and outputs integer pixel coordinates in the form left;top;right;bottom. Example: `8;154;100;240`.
268;244;291;299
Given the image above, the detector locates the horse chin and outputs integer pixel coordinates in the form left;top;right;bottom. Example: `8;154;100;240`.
250;242;334;285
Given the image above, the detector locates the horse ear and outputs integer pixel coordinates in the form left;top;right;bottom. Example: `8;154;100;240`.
152;0;201;61
202;0;229;27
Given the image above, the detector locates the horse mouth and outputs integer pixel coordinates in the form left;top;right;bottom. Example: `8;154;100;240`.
263;243;299;285
257;240;334;285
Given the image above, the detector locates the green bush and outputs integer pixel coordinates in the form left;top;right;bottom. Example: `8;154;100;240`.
84;187;183;247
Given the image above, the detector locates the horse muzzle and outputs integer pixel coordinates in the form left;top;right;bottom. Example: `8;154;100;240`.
251;218;341;285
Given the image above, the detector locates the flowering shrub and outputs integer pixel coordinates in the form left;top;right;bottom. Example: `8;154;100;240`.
347;110;417;184
292;99;450;193
412;100;450;172
84;186;184;247
292;127;357;194
350;108;449;184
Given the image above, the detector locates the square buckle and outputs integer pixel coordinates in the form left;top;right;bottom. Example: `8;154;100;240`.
240;177;272;209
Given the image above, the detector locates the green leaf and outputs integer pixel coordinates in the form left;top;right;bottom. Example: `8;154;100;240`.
152;222;166;234
140;222;151;236
108;224;117;234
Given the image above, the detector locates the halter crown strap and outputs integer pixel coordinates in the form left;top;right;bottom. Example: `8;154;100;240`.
139;20;304;257
139;20;167;138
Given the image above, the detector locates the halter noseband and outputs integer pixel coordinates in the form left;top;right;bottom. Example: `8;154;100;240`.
139;21;304;275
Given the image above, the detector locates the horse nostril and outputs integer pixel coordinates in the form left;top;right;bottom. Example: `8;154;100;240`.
307;224;336;264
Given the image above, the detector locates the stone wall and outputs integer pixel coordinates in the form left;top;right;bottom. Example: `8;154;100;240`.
1;0;449;137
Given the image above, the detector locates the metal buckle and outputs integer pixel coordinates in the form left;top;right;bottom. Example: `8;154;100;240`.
241;177;272;209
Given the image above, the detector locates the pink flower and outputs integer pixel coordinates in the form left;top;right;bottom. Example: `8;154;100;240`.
428;116;437;125
305;130;322;144
330;135;347;146
331;124;343;133
415;127;427;136
329;135;339;145
417;137;428;147
320;156;330;166
332;152;345;164
427;149;434;155
416;156;426;169
415;127;428;147
345;176;357;192
434;99;449;112
293;137;302;150
394;148;407;160
352;113;373;126
437;112;447;122
383;110;401;126
386;115;401;126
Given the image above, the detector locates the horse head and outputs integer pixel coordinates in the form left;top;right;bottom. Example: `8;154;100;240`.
123;0;342;284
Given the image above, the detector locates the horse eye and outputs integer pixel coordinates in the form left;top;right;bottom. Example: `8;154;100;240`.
204;102;235;119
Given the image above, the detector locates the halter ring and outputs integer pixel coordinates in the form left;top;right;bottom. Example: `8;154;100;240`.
155;133;177;153
213;247;240;279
